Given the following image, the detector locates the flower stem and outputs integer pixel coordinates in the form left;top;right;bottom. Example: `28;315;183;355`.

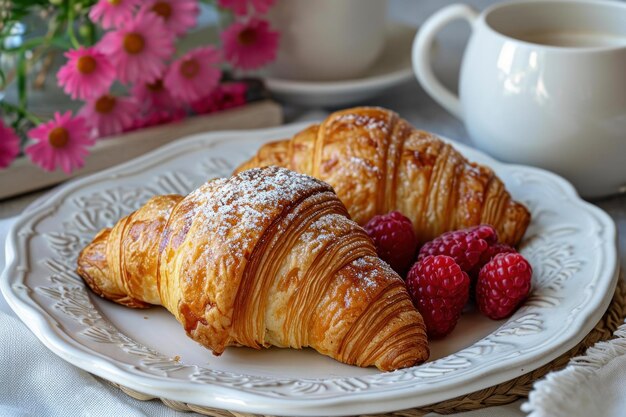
67;0;81;49
0;101;42;126
16;50;27;109
87;21;97;46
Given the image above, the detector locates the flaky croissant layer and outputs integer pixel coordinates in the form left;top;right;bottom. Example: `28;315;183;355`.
236;107;530;246
77;167;429;371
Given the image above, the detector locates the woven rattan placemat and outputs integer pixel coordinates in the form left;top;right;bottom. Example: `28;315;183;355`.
107;279;626;417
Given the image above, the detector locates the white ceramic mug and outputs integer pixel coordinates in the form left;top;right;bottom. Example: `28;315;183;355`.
413;0;626;198
266;0;388;81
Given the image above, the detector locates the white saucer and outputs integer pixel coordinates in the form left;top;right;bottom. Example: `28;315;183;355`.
265;23;416;107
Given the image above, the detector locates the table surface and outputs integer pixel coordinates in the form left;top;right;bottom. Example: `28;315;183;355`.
0;1;624;416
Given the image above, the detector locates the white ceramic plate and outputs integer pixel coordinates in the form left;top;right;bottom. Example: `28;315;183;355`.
1;123;619;416
265;23;416;107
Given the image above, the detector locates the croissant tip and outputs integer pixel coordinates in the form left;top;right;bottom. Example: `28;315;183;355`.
380;343;430;371
76;257;103;297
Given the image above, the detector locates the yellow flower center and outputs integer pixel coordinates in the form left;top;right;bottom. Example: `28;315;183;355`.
237;28;257;46
123;33;145;55
48;127;69;149
152;2;172;19
180;59;200;79
108;0;121;5
76;56;97;74
95;95;117;114
146;79;164;92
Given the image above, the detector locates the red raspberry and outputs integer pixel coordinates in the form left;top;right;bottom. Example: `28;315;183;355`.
364;211;418;276
418;225;497;272
476;253;532;320
469;243;517;280
471;224;499;244
468;244;517;300
406;255;470;338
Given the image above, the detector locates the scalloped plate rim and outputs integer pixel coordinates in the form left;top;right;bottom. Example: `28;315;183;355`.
1;122;620;416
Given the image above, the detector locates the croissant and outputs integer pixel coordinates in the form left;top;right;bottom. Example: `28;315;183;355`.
77;166;429;371
236;107;530;246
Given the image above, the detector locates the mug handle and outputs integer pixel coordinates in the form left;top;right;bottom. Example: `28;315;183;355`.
412;4;479;120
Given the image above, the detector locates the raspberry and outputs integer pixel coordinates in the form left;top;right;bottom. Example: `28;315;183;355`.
406;255;470;338
469;243;517;280
364;211;418;276
418;225;497;272
476;253;532;320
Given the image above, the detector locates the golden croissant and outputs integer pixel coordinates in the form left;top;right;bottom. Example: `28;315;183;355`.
236;107;530;246
77;167;429;371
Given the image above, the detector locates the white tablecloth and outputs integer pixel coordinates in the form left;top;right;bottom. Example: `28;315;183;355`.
523;322;626;417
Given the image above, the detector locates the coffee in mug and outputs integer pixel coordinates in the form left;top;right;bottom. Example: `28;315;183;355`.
512;31;626;47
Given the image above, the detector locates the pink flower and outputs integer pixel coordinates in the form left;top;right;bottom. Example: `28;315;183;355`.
218;0;275;16
0;121;20;169
131;78;178;111
164;46;221;103
57;47;115;100
127;109;186;131
97;12;175;84
221;18;279;70
139;0;199;37
80;94;140;138
89;0;142;29
190;83;247;114
25;112;94;174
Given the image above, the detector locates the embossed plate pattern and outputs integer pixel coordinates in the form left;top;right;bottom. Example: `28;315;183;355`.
1;124;619;416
